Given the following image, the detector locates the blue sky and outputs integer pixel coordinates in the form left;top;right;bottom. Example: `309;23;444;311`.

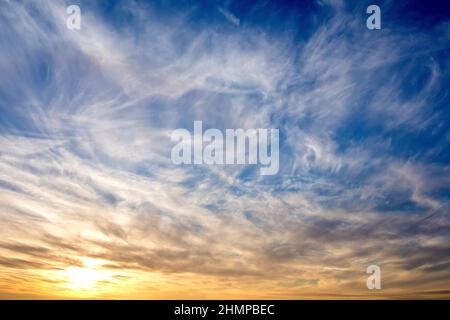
0;0;449;298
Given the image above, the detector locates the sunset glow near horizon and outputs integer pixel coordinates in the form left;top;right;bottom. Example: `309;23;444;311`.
0;0;449;299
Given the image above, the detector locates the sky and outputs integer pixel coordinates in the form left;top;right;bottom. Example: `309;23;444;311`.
0;0;449;299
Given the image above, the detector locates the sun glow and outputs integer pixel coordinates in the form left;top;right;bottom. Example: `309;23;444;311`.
63;258;114;293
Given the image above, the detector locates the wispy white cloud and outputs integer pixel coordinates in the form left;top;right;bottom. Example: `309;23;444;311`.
0;0;449;298
218;8;240;26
